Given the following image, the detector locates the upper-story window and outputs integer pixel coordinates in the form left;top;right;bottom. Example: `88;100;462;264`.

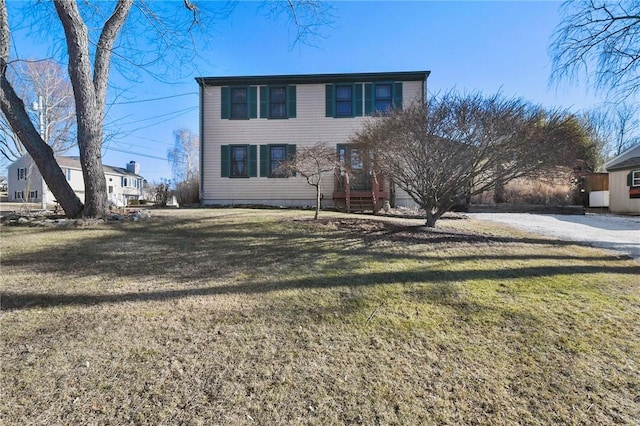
17;167;26;180
335;85;353;117
325;84;363;118
66;168;72;181
221;86;257;119
374;84;393;112
269;87;286;118
260;86;296;119
365;82;403;115
231;88;248;119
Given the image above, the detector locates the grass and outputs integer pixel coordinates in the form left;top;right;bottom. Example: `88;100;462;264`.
1;208;639;425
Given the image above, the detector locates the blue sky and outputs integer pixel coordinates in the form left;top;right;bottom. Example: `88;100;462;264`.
5;1;611;183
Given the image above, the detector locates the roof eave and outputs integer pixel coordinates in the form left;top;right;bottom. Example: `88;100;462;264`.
196;70;431;87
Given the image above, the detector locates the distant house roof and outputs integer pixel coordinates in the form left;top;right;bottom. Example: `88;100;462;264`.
606;144;640;171
196;71;431;87
56;156;142;178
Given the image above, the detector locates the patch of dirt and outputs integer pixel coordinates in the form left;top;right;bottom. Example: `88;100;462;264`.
296;217;498;246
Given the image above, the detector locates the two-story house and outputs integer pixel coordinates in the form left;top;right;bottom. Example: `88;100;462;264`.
7;155;145;207
196;71;430;211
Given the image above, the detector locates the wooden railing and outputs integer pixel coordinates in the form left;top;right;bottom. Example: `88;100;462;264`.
333;171;387;213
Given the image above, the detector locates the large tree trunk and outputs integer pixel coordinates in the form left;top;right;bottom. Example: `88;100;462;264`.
0;0;83;217
54;0;133;218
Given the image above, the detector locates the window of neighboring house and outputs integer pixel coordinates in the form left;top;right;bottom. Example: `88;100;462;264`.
29;190;38;200
66;168;71;181
17;167;26;180
632;170;640;187
108;186;113;194
335;85;353;117
14;191;24;200
231;87;248;119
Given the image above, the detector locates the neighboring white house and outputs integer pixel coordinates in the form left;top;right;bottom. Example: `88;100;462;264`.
196;71;430;211
605;144;640;215
7;155;145;206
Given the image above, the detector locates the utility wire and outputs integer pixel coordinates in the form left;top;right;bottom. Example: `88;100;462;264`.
104;146;169;161
108;92;198;105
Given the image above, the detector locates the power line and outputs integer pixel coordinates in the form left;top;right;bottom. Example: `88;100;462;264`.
108;92;198;105
103;147;168;161
109;106;197;128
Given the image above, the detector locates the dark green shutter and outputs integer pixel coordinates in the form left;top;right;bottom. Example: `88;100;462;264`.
249;145;257;177
221;87;230;119
260;87;268;119
365;83;373;115
287;144;297;177
260;145;269;177
249;87;257;119
354;83;363;117
393;82;403;109
221;145;230;177
287;86;296;118
628;172;633;187
325;84;334;117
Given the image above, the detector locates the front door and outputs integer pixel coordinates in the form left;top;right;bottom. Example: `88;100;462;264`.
337;144;371;191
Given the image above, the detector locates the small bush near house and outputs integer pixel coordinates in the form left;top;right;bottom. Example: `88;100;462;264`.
127;199;140;206
174;178;199;205
154;179;171;207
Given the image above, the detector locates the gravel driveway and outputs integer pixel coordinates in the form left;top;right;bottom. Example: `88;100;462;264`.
468;213;640;261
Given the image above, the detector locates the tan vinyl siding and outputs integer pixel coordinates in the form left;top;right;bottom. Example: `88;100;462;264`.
609;170;640;214
201;80;425;206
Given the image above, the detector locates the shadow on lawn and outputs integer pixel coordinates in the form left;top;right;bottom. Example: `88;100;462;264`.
3;262;639;311
2;212;638;311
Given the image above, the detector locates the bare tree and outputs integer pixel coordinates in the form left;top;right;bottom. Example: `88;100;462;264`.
581;103;640;160
168;128;199;183
0;0;329;218
352;93;589;227
168;128;199;204
550;0;640;101
1;59;76;164
610;103;640;155
279;142;338;220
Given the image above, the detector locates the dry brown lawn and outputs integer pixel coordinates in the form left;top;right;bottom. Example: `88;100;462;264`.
1;208;639;425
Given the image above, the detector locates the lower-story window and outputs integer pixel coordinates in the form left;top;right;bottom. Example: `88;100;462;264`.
231;146;248;177
632;170;640;187
221;145;257;178
270;145;287;177
29;190;38;200
260;144;296;177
